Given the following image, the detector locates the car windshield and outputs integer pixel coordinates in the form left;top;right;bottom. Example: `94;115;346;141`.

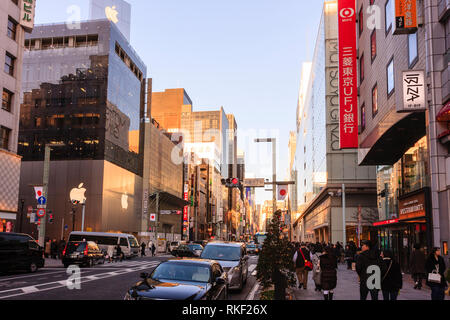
151;263;211;283
128;237;139;248
188;244;203;251
200;245;241;261
66;242;86;253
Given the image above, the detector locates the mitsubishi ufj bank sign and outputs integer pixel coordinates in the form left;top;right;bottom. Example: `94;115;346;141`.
338;0;358;149
399;70;426;112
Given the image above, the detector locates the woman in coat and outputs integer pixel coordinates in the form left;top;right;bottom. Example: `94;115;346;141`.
409;244;426;289
425;247;448;300
319;246;337;300
381;250;402;300
311;244;323;292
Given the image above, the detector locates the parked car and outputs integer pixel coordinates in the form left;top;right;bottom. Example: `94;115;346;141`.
246;243;258;255
200;241;249;291
0;232;44;274
124;258;228;300
171;244;203;257
168;241;180;253
62;241;105;268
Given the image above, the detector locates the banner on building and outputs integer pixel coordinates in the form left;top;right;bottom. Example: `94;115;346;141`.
20;0;37;33
398;70;426;112
338;0;358;149
394;0;418;35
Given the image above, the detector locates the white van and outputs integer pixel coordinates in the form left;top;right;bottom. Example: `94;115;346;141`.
68;232;140;258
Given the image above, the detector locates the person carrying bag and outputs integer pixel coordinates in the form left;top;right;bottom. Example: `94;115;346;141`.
425;247;447;300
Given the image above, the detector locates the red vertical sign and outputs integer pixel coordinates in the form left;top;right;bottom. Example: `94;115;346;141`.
338;0;358;149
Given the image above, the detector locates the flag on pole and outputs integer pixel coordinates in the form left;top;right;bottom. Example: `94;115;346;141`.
277;185;288;201
34;186;43;200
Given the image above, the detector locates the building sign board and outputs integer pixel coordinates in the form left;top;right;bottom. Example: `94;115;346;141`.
338;0;358;149
399;70;426;112
242;178;265;188
394;0;418;35
20;0;37;33
398;191;426;220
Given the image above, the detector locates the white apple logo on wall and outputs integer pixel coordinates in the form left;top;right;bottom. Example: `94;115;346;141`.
70;183;87;204
121;193;128;210
105;6;119;24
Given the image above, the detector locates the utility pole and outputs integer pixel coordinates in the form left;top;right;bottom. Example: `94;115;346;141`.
342;184;346;248
272;139;277;216
38;145;51;247
155;192;159;249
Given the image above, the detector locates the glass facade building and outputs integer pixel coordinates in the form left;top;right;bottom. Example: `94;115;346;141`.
17;20;147;240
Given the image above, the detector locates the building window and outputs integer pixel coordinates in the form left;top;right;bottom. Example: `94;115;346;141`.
361;103;366;131
408;32;418;68
371;29;377;62
0;126;11;150
372;84;378;117
4;52;16;76
359;6;364;36
387;57;394;96
7;17;18;41
2;89;13;112
360;53;365;83
385;0;393;34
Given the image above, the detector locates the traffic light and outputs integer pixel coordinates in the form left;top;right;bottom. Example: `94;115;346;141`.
222;178;241;188
48;213;54;224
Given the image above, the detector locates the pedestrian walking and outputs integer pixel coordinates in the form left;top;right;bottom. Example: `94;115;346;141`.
107;244;114;263
151;243;156;257
344;245;353;270
58;238;66;260
410;244;426;290
356;240;384;300
141;241;146;257
319;246;337;300
115;244;123;262
381;250;402;300
50;238;58;259
293;243;312;290
425;247;448;300
311;244;323;292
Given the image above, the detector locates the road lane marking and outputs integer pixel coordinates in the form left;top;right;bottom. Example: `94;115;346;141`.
0;270;66;282
248;265;256;273
251;270;257;276
0;262;161;299
246;282;260;300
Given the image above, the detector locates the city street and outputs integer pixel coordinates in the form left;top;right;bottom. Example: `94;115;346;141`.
0;254;260;300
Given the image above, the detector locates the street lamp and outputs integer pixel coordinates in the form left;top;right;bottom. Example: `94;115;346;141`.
254;138;277;215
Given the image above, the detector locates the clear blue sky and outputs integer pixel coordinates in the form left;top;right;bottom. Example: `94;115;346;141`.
34;0;325;204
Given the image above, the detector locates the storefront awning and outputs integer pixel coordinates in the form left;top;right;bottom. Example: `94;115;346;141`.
436;101;450;122
358;112;426;166
149;192;189;208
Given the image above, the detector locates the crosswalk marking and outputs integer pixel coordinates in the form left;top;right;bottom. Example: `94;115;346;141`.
248;264;256;273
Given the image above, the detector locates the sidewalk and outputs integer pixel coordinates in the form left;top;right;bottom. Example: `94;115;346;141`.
291;264;446;300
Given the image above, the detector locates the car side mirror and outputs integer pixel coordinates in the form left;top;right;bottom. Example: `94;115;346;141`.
140;272;149;279
215;277;226;285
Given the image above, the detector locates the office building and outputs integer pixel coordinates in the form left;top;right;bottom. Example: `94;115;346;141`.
0;0;36;233
89;0;131;42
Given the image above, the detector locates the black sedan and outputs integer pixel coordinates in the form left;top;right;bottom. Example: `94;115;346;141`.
62;241;105;268
171;244;203;257
124;258;228;300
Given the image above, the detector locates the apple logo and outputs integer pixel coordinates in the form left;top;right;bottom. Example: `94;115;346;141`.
105;6;119;24
70;183;87;204
121;193;128;210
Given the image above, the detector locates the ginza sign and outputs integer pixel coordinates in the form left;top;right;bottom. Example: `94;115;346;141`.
338;0;358;149
399;70;426;112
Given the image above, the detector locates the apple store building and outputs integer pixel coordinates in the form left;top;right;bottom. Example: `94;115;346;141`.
17;20;147;240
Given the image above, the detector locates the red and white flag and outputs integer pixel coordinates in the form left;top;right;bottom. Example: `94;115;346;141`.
34;186;43;200
277;185;288;201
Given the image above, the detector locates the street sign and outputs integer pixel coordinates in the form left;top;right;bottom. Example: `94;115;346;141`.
36;208;46;218
37;196;47;205
64;225;68;230
243;178;265;187
37;204;46;209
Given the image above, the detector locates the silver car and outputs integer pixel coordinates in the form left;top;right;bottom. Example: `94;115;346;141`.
200;241;249;291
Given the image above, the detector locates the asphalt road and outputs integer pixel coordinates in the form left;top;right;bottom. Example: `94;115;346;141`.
0;254;259;300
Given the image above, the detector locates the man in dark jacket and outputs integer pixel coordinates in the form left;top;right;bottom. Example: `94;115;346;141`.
410;244;426;289
293;243;311;289
356;240;385;300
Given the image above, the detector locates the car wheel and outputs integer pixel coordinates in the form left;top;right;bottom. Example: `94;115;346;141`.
29;262;38;273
